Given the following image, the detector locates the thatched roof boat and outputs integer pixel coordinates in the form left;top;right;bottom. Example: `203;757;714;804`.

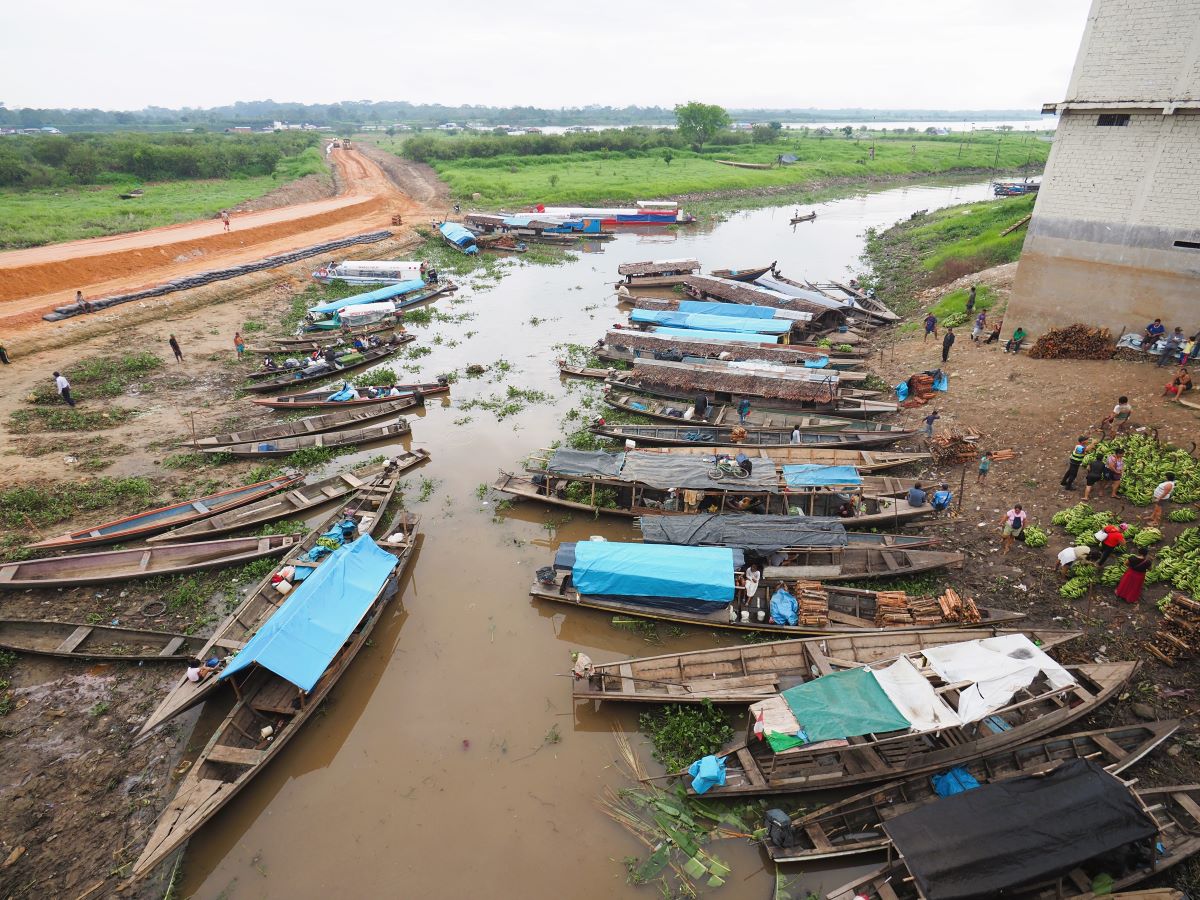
133;465;411;744
192;397;417;448
27;474;302;551
0;535;301;590
683;274;851;324
243;345;399;393
249;379;448;410
200;418;411;458
617;258;701;286
572;627;1083;704
708;263;776;283
769;720;1179;864
0;620;201;662
591;422;917;449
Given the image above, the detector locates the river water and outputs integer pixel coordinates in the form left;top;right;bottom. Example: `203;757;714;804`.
181;177;993;899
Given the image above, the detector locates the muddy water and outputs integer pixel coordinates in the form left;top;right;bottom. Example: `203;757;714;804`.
181;178;992;899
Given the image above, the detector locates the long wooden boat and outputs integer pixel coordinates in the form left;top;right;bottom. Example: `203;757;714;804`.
0;620;201;662
826;779;1200;900
607;380;899;420
131;520;419;879
590;423;918;450
249;379;449;410
0;535;300;590
247;324;409;352
495;471;930;526
603;390;905;433
769;720;1180;864
243;345;399;394
133;460;410;743
681;660;1137;798
146;451;428;543
558;361;613;380
240;342;397;381
790;212;817;224
637;446;930;471
192;397;417;448
572;627;1082;705
530;577;1017;638
709;263;776;283
27;475;303;551
201;418;411;458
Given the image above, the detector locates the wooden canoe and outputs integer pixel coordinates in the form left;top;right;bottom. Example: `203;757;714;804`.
131;518;419;879
133;460;411;743
606;382;899;421
709;263;776;283
826;781;1200;900
558;362;612;380
27;474;303;551
200;418;411;458
249;379;449;410
603;390;906;433
243;345;399;393
495;471;933;527
530;578;1018;638
635;446;931;471
572;627;1083;704
0;535;301;590
590;423;919;450
790;212;817;223
146;451;428;543
770;720;1179;864
0;620;201;662
240;343;390;381
246;328;413;353
192;397;418;448
683;661;1137;798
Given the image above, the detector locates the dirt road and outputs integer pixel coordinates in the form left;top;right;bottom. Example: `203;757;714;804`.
0;148;449;333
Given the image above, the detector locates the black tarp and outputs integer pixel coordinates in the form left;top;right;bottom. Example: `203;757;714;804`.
884;759;1157;900
545;449;780;493
639;514;847;552
546;448;625;478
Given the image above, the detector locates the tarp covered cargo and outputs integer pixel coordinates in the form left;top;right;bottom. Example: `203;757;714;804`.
647;326;784;345
683;275;830;319
631;309;794;336
605;330;825;362
638;513;848;551
782;464;864;488
439;222;478;254
676;300;780;320
218;536;398;692
544;448;625;478
545;449;780;492
309;280;425;314
884;759;1158;900
777;666;910;743
557;542;736;611
618;259;700;277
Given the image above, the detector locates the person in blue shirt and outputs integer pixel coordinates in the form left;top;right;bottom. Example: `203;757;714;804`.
1060;436;1089;490
931;483;953;515
737;398;751;424
907;483;927;506
1142;318;1166;349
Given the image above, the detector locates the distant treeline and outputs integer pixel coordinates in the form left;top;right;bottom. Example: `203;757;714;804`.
0;101;1041;131
0;131;322;188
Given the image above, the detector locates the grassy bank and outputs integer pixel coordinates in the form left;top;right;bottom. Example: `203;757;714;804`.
373;132;1049;207
860;193;1035;313
0;147;329;248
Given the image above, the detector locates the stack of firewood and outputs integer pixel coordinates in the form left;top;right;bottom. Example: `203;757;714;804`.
906;595;947;626
794;581;829;627
899;373;937;409
989;449;1016;462
874;591;913;627
1028;324;1115;360
929;429;984;464
1145;594;1200;667
938;588;980;623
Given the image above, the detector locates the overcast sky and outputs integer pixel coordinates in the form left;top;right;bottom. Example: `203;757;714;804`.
1;0;1092;111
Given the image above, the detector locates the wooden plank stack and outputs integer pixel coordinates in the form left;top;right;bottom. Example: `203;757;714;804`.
899;374;937;409
874;591;913;627
906;595;946;626
929;430;983;465
793;580;829;627
938;588;981;623
1144;594;1200;667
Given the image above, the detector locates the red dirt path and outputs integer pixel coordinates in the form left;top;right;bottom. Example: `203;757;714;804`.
0;148;431;333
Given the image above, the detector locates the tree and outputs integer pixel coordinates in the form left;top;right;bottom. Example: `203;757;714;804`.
841;126;853;138
662;148;674;166
751;124;774;144
674;101;730;150
768;121;783;131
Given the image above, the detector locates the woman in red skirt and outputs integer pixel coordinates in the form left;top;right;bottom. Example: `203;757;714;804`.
1115;550;1152;604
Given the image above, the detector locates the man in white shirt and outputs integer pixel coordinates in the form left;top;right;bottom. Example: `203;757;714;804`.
53;371;74;407
790;426;802;444
1056;545;1095;573
1149;474;1176;526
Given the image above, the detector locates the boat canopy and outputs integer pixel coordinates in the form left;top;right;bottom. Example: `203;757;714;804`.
558;541;736;603
218;536;397;692
778;666;912;742
338;302;398;324
647;326;783;344
676;300;779;320
753;274;858;311
310;281;424;314
545;448;781;493
782;464;863;488
631;309;793;335
439;222;478;253
884;759;1157;900
639;513;848;551
333;260;423;275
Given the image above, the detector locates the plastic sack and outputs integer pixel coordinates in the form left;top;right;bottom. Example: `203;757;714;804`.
770;588;799;626
895;382;910;402
687;754;727;795
931;766;981;797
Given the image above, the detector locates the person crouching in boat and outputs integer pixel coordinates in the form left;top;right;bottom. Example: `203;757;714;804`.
185;657;221;683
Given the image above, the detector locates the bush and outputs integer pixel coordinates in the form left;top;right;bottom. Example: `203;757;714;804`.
638;701;734;772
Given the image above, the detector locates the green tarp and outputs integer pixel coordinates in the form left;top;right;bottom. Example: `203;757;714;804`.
779;667;910;743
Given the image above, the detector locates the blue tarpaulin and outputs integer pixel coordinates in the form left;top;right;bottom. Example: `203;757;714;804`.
688;755;727;794
440;222;479;254
631;309;792;335
932;767;981;797
677;300;779;320
571;542;735;603
309;280;425;314
803;356;830;368
647;326;782;344
770;588;798;626
218;536;398;692
782;464;864;487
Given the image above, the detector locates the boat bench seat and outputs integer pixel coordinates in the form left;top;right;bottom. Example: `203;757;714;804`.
206;745;265;767
159;637;186;657
191;501;210;514
56;625;93;654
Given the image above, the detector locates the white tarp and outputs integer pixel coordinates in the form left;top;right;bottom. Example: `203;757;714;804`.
922;634;1076;723
870;656;961;733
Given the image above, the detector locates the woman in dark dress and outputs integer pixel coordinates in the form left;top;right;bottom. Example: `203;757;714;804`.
1115;550;1152;604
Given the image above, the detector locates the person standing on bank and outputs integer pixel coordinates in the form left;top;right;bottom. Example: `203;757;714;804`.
234;332;246;360
1000;504;1027;554
0;342;9;364
923;313;937;341
168;334;183;363
1115;550;1152;604
1060;436;1088;490
54;371;75;407
941;327;955;363
965;285;977;315
923;409;940;439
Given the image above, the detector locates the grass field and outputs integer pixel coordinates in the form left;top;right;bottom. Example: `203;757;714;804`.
0;147;329;249
370;132;1050;207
